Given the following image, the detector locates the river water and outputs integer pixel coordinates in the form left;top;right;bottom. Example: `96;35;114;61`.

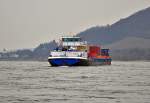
0;61;150;103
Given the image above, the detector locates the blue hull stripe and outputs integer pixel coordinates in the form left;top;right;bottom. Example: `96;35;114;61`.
50;58;79;66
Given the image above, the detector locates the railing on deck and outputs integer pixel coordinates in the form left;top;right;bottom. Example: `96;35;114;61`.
50;51;87;58
62;41;87;46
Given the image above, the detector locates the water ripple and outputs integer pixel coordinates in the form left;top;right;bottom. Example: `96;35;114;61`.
0;61;150;103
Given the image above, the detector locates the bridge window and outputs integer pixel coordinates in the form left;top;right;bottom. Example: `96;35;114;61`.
62;38;81;42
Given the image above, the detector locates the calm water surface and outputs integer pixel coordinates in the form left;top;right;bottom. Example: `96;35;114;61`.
0;61;150;103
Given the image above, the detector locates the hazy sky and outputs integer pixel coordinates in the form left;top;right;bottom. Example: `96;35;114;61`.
0;0;150;51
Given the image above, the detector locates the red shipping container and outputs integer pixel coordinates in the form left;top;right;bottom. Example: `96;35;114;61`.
88;46;100;57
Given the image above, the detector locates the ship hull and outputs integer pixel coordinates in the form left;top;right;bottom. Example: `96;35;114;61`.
48;57;89;66
89;58;112;66
48;57;111;66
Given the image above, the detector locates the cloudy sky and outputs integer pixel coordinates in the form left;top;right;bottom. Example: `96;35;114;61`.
0;0;150;51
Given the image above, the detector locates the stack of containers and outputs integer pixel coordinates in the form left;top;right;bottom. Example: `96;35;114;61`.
101;49;109;56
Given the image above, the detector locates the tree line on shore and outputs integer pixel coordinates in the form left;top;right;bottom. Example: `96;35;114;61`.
0;44;150;61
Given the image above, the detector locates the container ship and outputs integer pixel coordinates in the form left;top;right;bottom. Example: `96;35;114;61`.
48;36;111;66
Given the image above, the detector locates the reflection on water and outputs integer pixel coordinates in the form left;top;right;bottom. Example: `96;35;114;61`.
0;61;150;103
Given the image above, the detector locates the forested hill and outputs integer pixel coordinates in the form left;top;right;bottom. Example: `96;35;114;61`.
76;7;150;60
77;7;150;45
0;41;57;61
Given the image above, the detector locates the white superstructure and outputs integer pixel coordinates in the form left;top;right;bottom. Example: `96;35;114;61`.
61;36;87;46
49;36;88;58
